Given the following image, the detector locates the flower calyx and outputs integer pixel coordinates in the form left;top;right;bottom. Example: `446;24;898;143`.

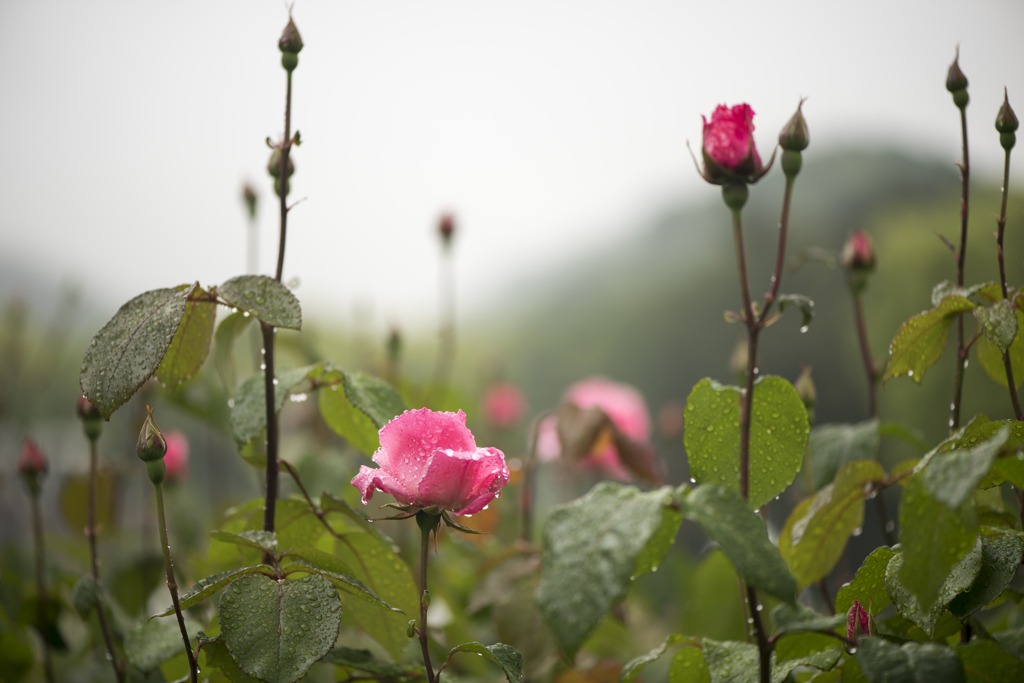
279;16;303;72
779;100;809;178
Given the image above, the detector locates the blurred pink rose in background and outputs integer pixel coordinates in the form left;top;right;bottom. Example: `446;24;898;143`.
538;377;652;481
352;408;510;516
164;431;189;482
482;382;526;428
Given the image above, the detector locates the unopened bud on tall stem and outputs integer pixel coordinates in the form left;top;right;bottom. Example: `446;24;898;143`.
137;406;168;485
19;438;48;497
279;17;303;72
77;395;103;442
996;88;1018;152
946;48;969;110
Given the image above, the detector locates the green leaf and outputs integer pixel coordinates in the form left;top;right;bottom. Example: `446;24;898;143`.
202;634;264;683
856;637;964;683
770;603;845;635
323;646;422;677
683;484;797;603
773;647;842;680
948;533;1024;620
155;565;268;616
975;299;1018;354
155;287;216;391
977;306;1024;389
214;311;254;398
878;422;931;452
321;494;418;661
72;574;99;618
923;427;1008;508
886;539;982;636
210;530;278;555
620;634;692;683
834;546;896;617
669;645;711;683
807;421;880;491
230;364;319;445
0;631;34;683
884;295;976;385
780;460;885;587
536;482;684;657
125;614;201;672
446;643;524;683
684;376;809;509
897;475;980;612
993;627;1024;663
80;284;195;418
216;275;302;330
702;639;758;683
931;281;996;307
774;632;841;662
246;498;328;554
280;561;398;611
318;369;407;456
776;294;815;330
219;573;342;683
956;639;1024;683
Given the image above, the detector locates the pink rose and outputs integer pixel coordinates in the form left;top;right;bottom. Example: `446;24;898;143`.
482;383;526;428
351;408;510;516
538;377;652;481
19;438;48;476
163;431;189;482
697;103;772;185
840;230;876;272
847;600;871;642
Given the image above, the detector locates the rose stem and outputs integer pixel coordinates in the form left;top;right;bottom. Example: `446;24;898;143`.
996;142;1023;420
263;41;295;551
29;485;55;683
727;192;770;683
154;482;198;683
429;237;456;407
950;101;970;433
88;437;124;683
851;293;897;545
520;412;550;543
416;515;436;683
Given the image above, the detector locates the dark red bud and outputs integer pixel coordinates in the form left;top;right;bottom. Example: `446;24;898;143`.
847;600;871;642
279;18;304;55
946;50;968;94
841;230;876;272
19;438;48;476
996;89;1018;140
438;213;455;242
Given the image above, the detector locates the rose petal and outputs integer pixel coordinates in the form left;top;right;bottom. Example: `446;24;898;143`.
418;447;509;513
373;408;476;496
351;464;416;506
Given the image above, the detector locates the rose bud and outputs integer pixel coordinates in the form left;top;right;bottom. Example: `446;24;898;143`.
779;100;809;178
137;408;167;463
946;50;969;110
352;408;510;516
483;383;526;429
841;230;876;294
163;431;190;483
697;103;774;192
847;600;871;643
19;438;48;496
279;17;303;72
438;213;455;245
267;149;295;179
996;88;1018;152
76;394;103;442
242;183;258;220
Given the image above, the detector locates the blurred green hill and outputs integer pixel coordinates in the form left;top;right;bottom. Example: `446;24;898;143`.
466;147;1024;469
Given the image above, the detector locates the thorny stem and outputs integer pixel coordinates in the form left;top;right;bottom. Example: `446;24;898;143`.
995;147;1023;420
950;105;970;433
276;68;292;283
747;585;771;683
155;484;199;683
418;520;436;683
759;174;795;324
261;322;279;561
520;411;552;543
88;438;124;683
29;492;55;683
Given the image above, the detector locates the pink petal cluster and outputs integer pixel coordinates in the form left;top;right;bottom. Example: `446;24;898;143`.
702;104;761;172
351;408;510;516
18;438;48;476
163;431;189;482
847;600;870;642
537;377;651;481
841;230;877;272
482;383;526;428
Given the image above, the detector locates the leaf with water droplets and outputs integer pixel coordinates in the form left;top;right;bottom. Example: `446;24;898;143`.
807;420;880;492
210;529;278;555
323;646;422;677
71;575;99;617
948;533;1024;620
154;565;268;617
202;634;263;683
922;427;1007;508
856;637;963;683
974;299;1018;354
230;363;320;445
156;286;216;391
770;603;845;635
125;613;202;672
216;275;302;330
219;573;342;683
684;376;809;509
976;303;1024;389
280;561;398;612
620;634;694;683
780;460;885;587
956;640;1024;683
80;284;195;418
776;293;815;330
835;546;896;617
536;482;684;658
683;484;797;604
214;310;255;398
884;295;976;385
886;538;982;636
668;645;710;683
318;369;407;456
446;642;524;683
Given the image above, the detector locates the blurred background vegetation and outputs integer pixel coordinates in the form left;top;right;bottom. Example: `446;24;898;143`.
1;146;1023;680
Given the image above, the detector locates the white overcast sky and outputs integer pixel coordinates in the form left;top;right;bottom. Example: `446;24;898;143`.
1;0;1022;331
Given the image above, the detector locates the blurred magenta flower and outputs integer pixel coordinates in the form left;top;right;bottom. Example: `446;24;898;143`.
483;382;526;428
352;408;510;516
163;431;190;482
841;230;877;272
538;377;652;481
19;438;48;476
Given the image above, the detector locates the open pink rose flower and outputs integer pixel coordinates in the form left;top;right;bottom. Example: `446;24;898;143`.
538;377;651;481
351;408;510;516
